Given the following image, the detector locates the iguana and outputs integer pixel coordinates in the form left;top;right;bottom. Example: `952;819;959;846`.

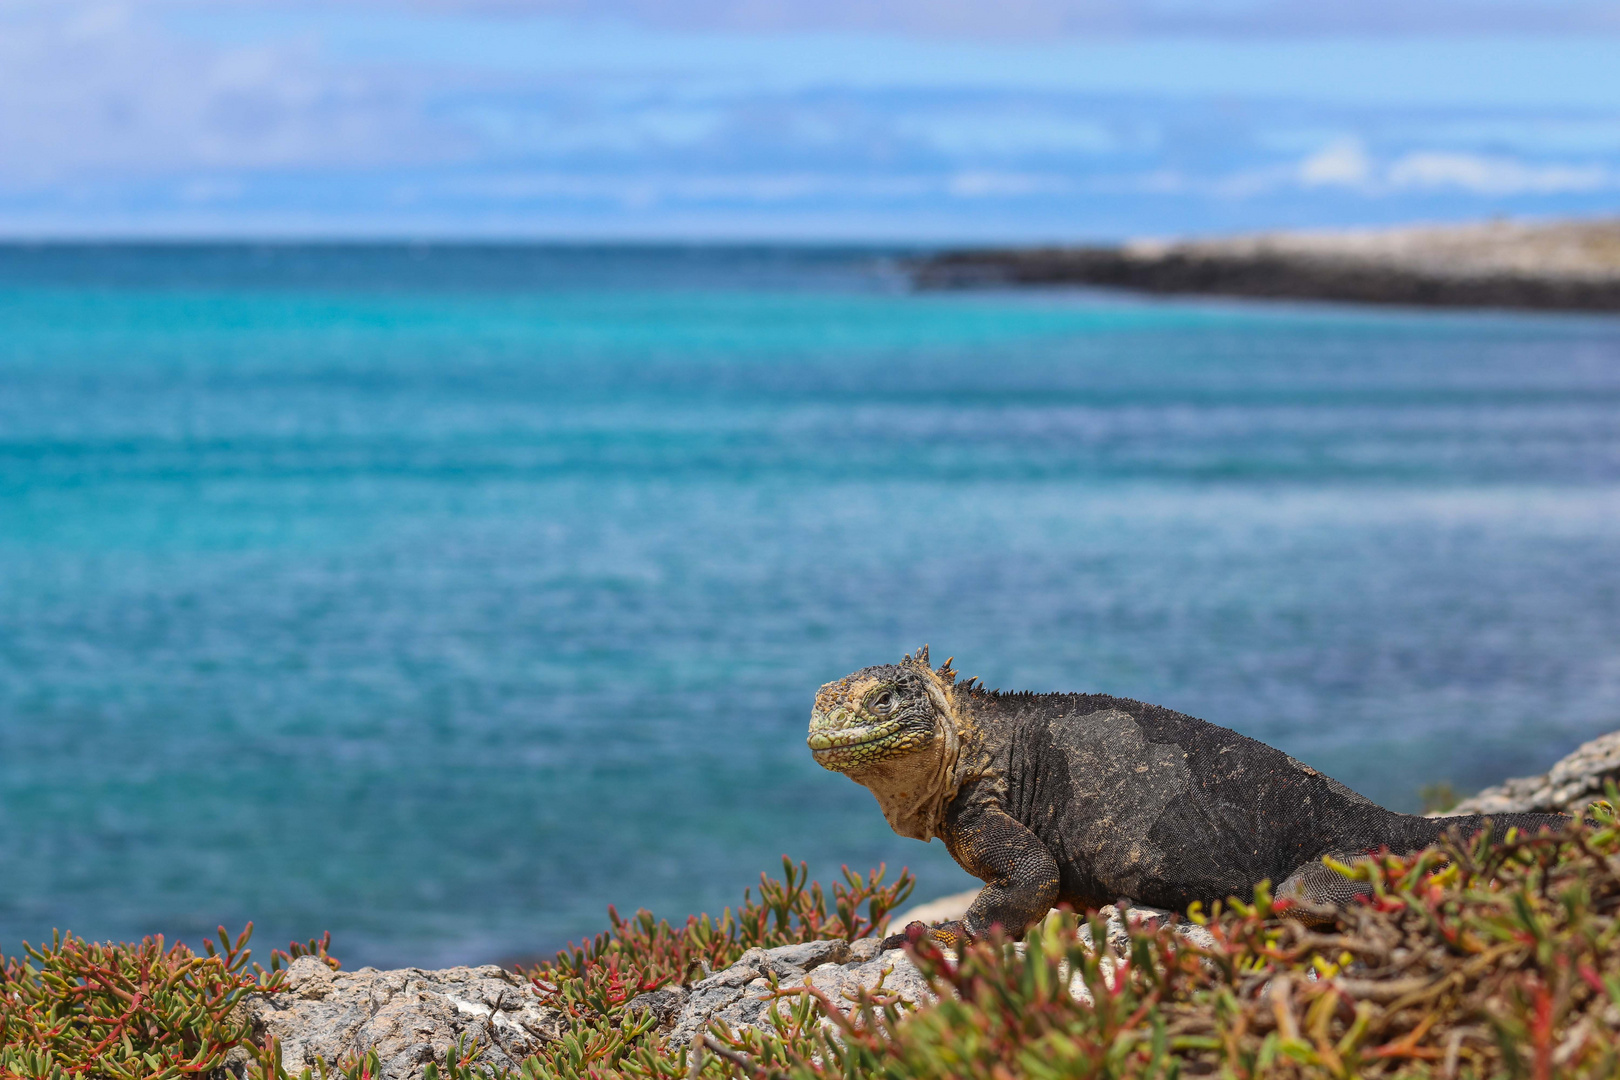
807;647;1569;945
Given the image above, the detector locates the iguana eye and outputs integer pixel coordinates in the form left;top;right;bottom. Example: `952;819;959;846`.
870;691;896;717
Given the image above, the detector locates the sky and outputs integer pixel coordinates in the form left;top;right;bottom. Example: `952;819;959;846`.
4;0;1620;240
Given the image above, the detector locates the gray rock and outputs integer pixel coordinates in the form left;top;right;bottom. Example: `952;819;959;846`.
1005;905;1212;1005
665;955;753;1046
758;939;850;975
624;985;689;1029
845;938;882;963
814;950;934;1012
664;939;933;1045
1451;729;1620;816
229;957;564;1080
706;948;769;988
232;910;1223;1075
707;977;774;1034
1104;904;1216;953
667;981;750;1047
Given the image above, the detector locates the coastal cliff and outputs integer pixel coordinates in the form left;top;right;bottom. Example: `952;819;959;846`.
915;218;1620;311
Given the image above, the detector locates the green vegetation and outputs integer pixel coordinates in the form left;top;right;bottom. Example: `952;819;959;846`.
518;860;912;1080
1418;783;1462;816
9;807;1620;1080
0;929;333;1080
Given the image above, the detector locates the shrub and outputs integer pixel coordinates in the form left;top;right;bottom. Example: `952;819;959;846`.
516;858;913;1080
0;926;292;1080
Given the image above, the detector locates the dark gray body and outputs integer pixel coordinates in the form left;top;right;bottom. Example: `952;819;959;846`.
941;690;1565;935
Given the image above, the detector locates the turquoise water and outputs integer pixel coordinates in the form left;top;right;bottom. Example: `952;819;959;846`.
3;244;1620;968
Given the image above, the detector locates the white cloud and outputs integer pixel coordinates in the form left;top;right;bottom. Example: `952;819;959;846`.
1110;141;1618;202
62;2;134;39
0;1;457;182
389;0;1620;37
177;177;246;202
946;170;1070;197
1282;139;1614;196
1386;151;1610;194
4;0;1620;236
438;172;942;207
1298;137;1371;187
898;111;1120;156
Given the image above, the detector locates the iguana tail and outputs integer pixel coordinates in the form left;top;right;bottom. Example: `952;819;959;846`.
1277;811;1569;923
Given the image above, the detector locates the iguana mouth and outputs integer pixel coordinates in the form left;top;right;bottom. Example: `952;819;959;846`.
806;718;903;753
808;696;938;772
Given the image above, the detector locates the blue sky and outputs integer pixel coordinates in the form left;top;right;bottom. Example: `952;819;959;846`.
4;1;1620;239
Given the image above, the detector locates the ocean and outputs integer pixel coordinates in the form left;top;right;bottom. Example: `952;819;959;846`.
2;243;1618;968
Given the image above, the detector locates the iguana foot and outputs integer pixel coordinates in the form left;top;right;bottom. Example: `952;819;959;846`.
880;919;969;950
1275;853;1376;926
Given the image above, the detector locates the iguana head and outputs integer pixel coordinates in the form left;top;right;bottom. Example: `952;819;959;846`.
807;647;972;840
807;647;952;772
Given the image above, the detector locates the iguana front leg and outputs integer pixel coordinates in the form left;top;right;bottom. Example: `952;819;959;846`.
895;797;1059;949
952;801;1061;939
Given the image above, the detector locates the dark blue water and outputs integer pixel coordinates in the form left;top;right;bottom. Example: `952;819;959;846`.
3;244;1619;968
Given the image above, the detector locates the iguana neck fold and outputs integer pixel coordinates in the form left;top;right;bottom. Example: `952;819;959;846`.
841;665;977;841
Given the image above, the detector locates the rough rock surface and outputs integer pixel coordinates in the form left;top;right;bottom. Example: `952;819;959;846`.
228;913;1218;1074
1052;904;1217;1004
228;957;564;1080
642;938;933;1047
891;890;1215;958
646;907;1218;1045
1450;730;1620;817
1101;904;1216;955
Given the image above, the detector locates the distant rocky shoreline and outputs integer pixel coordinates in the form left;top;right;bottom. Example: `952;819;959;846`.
914;218;1620;311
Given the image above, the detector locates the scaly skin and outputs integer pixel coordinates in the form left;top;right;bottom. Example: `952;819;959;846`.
809;647;1570;945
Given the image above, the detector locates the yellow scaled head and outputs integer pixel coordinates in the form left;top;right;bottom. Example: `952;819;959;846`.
807;646;952;774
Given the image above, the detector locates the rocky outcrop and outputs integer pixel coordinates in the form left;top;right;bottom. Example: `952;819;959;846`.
642;906;1217;1045
224;912;1215;1076
228;957;565;1080
1100;904;1216;957
645;938;934;1048
1451;730;1620;817
915;218;1620;311
227;941;940;1080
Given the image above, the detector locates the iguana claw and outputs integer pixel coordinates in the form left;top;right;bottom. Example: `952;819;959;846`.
880;919;968;951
